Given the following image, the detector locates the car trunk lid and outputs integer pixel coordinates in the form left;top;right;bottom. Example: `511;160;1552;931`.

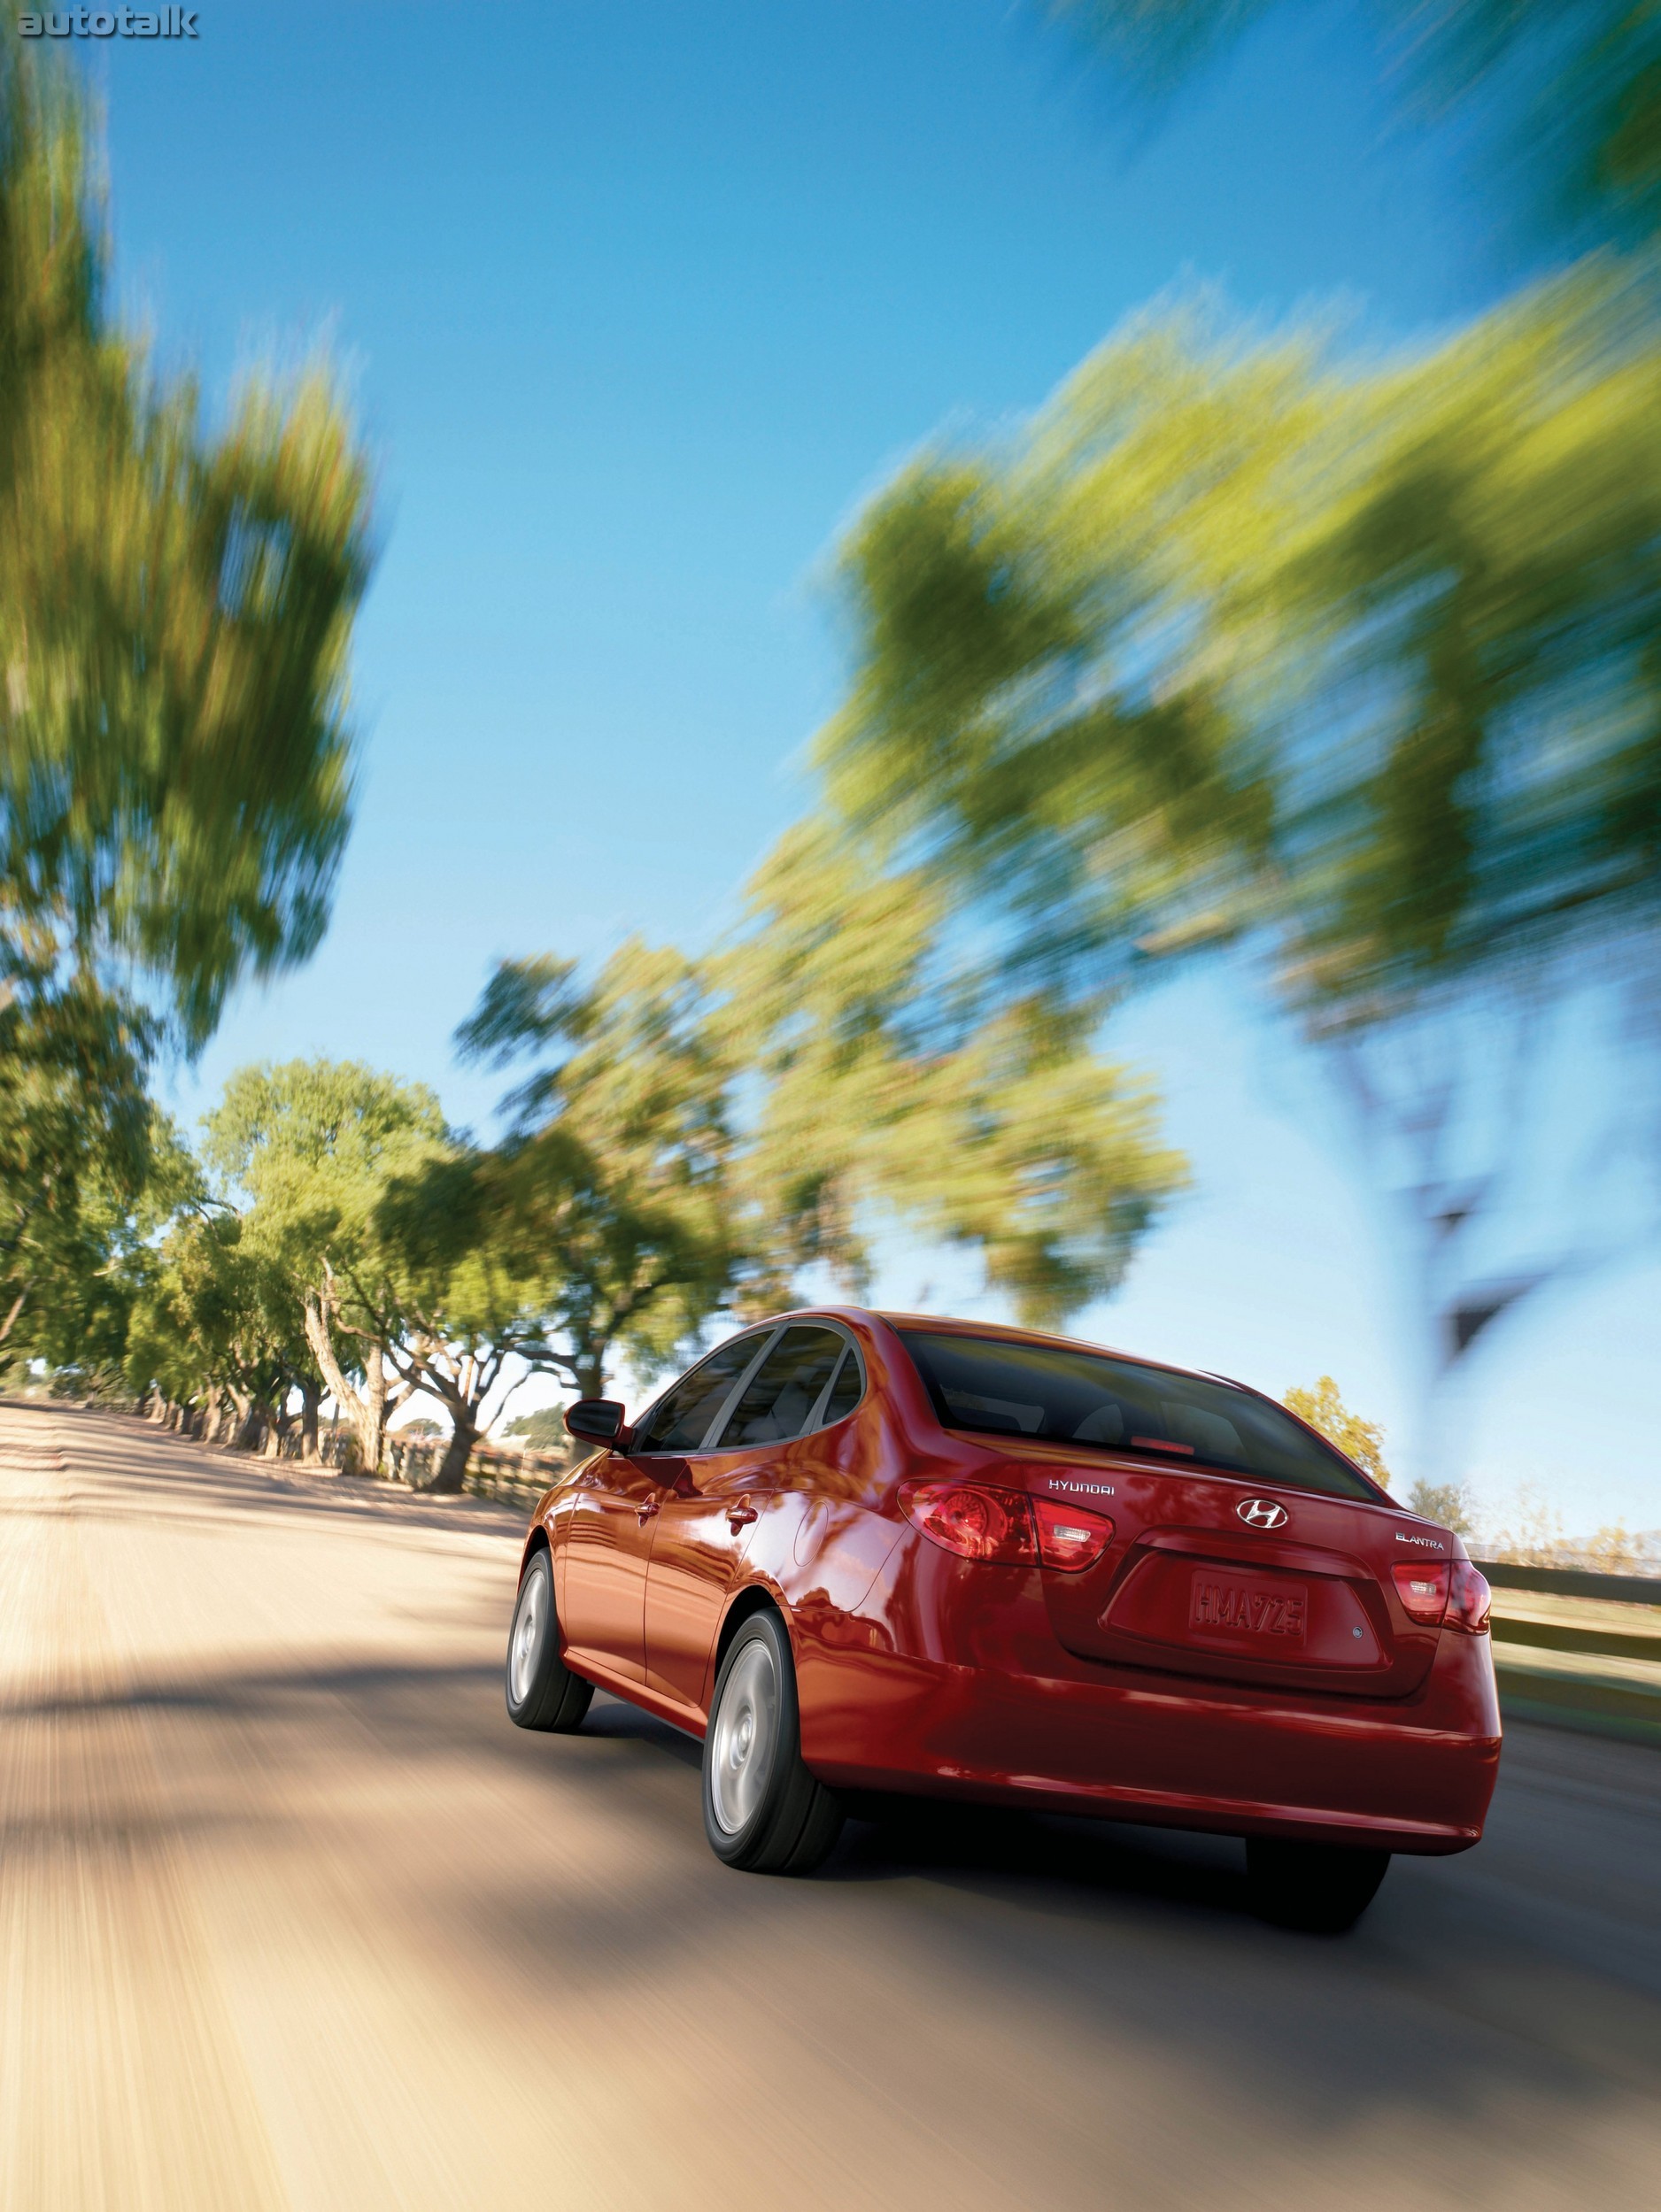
997;1452;1449;1699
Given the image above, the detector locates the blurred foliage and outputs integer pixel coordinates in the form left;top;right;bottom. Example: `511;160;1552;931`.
0;50;374;1048
0;972;198;1375
0;49;373;1408
1406;1476;1478;1535
816;274;1661;1029
1283;1374;1391;1486
460;840;1186;1360
124;1206;315;1452
186;1040;708;1486
0;979;150;1347
806;271;1661;1416
114;898;1188;1453
1472;1484;1661;1567
501;1406;569;1452
458;940;746;1397
122;890;1186;1454
719;821;1185;1327
1574;1522;1661;1571
1049;0;1661;251
9;39;1181;1440
372;1141;601;1488
71;6;1661;1489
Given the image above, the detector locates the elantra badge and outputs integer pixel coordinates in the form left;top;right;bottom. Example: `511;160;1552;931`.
1237;1498;1287;1530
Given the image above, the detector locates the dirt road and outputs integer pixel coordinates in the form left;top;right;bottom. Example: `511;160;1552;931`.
3;1401;1658;2211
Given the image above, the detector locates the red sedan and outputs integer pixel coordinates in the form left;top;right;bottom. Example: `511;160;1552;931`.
506;1309;1500;1930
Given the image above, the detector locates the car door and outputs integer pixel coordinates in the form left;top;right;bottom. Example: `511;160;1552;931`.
561;1334;766;1684
644;1323;854;1713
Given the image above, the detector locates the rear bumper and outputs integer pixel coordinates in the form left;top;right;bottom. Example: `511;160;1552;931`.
798;1632;1503;1855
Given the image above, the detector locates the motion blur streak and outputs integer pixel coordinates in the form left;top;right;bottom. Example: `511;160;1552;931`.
2;1403;1658;2210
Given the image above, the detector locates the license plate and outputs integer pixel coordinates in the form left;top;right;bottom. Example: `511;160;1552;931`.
1190;1573;1307;1642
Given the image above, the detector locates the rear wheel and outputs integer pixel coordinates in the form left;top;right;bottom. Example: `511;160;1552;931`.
702;1610;843;1875
1247;1838;1390;1932
506;1551;593;1732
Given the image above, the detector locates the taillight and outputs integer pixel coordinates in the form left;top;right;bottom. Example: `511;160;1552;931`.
1392;1561;1450;1623
1446;1560;1492;1634
898;1482;1118;1572
900;1481;1038;1565
1032;1497;1115;1571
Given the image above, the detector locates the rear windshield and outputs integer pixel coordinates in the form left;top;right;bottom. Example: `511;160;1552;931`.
898;1330;1378;1501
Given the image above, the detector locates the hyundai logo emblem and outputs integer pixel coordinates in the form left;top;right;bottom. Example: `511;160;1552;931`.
1237;1498;1287;1530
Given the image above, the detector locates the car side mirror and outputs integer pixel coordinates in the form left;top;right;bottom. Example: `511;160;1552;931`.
565;1398;630;1448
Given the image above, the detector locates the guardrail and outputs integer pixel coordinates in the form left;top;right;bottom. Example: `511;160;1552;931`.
1473;1560;1661;1605
1474;1560;1661;1747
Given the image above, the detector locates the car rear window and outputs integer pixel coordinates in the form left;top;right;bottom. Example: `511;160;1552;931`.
898;1330;1378;1500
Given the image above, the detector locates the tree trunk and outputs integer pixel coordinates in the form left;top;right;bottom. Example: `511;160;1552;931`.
261;1400;290;1460
358;1341;390;1473
298;1376;321;1464
304;1289;389;1476
229;1388;260;1453
427;1416;478;1496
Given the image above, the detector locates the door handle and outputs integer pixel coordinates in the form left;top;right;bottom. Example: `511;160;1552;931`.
637;1497;660;1524
726;1501;758;1530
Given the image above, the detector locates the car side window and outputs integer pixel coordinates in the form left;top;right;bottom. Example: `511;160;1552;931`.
713;1326;848;1449
633;1334;769;1455
819;1346;863;1427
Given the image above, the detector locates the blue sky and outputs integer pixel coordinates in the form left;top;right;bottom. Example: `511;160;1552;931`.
89;1;1657;1531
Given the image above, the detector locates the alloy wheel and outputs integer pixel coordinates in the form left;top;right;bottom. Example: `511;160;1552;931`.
709;1636;779;1835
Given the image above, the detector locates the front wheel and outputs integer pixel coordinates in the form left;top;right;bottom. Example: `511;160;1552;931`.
506;1550;593;1732
1247;1838;1390;1932
702;1610;843;1875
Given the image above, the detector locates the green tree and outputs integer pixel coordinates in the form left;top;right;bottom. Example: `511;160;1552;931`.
201;1060;448;1474
458;940;743;1400
720;822;1186;1327
466;850;1186;1377
32;1108;200;1399
369;1145;586;1491
807;279;1661;1406
816;279;1661;1008
0;51;374;1399
0;51;375;1051
200;1060;591;1490
1405;1478;1478;1537
501;1406;568;1453
125;1207;321;1453
1282;1376;1391;1487
0;976;200;1381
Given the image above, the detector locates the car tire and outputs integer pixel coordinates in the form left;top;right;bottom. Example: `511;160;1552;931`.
702;1609;843;1875
1246;1838;1390;1932
506;1550;593;1732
